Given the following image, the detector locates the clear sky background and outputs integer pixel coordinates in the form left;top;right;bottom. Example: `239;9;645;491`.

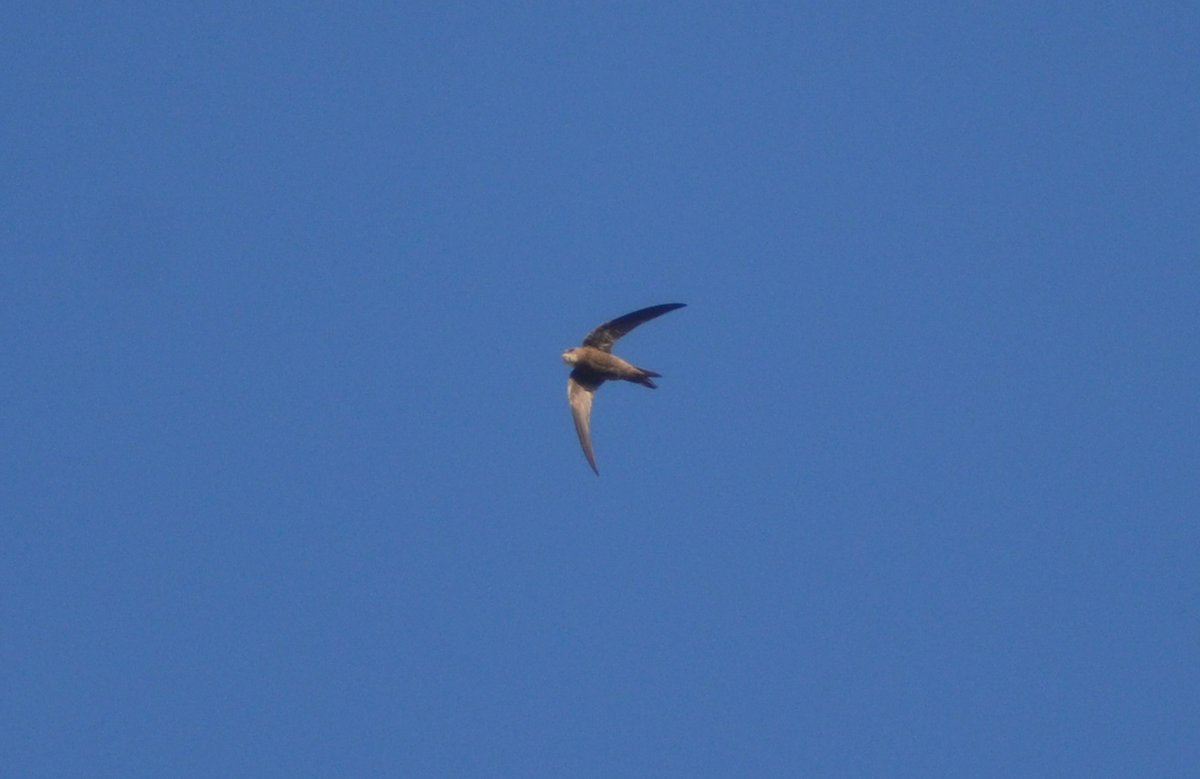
3;2;1198;777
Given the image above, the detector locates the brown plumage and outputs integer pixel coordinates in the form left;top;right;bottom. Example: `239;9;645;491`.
561;303;686;474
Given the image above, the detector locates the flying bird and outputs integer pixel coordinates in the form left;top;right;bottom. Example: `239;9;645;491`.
562;303;686;474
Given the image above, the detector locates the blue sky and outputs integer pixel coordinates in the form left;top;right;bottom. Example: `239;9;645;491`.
3;2;1198;776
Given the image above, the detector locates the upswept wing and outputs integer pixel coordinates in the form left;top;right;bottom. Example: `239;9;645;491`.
581;303;686;353
568;370;605;475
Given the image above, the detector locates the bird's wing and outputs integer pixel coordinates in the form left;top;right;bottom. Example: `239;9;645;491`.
568;370;604;475
581;303;686;352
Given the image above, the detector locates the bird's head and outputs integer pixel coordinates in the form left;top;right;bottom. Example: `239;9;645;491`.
561;348;580;366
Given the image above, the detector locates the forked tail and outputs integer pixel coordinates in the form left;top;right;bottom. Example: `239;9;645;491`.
633;367;661;388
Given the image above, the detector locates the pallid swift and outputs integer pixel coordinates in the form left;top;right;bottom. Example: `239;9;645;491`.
561;303;686;474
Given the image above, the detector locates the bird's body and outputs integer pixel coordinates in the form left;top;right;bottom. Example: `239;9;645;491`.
561;346;659;388
561;303;686;474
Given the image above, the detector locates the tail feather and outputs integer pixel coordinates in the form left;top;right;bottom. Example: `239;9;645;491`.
633;367;660;388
